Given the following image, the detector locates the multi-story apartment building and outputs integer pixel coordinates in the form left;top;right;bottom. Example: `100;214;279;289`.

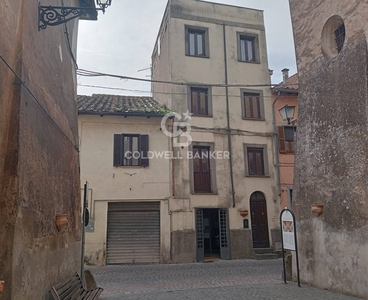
152;0;280;262
289;1;368;298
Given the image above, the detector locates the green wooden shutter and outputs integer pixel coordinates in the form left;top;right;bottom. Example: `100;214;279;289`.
140;135;149;167
113;134;122;166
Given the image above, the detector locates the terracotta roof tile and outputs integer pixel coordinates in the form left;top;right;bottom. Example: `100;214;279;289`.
77;94;170;116
272;73;299;91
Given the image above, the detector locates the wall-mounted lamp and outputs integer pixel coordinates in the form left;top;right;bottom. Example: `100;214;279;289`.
39;0;112;30
278;104;296;125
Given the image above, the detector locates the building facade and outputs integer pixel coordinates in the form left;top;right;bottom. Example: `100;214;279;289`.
78;95;172;265
152;0;280;262
0;0;96;298
272;69;298;209
289;1;368;298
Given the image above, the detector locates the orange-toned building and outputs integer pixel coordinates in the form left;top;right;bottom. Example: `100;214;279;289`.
272;69;298;209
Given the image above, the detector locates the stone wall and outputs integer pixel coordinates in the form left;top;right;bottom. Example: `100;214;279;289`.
289;1;368;298
0;1;82;298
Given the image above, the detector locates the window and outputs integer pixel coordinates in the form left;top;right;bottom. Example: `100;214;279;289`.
334;23;345;53
113;134;149;167
244;144;269;177
239;35;256;62
190;87;209;115
242;91;262;120
185;26;209;57
193;146;212;193
278;126;296;153
247;148;264;176
321;15;345;57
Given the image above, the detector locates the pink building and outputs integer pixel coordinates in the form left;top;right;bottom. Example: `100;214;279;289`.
272;69;298;209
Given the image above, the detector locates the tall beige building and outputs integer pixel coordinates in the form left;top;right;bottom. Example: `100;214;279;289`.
152;0;280;262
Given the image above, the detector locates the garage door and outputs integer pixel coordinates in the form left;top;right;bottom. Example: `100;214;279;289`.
106;202;160;264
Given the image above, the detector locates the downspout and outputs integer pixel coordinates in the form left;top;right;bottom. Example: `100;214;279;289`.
223;24;236;208
272;91;281;196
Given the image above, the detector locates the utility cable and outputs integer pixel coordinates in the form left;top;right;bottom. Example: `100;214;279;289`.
77;68;299;88
0;55;79;152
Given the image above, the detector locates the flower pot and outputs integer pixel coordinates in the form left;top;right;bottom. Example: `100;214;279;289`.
0;281;4;293
56;214;68;232
311;204;324;217
239;210;249;218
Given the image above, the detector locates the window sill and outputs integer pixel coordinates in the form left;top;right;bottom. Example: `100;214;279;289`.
113;166;148;168
191;192;218;195
191;114;213;118
245;175;270;178
242;117;265;121
238;60;260;64
185;54;210;59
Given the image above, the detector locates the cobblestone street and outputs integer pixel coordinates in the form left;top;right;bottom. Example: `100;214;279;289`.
89;259;360;300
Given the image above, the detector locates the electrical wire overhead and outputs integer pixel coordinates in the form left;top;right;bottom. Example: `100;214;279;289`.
77;68;299;88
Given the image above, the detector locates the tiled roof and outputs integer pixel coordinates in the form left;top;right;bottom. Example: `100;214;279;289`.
272;73;299;92
77;94;170;116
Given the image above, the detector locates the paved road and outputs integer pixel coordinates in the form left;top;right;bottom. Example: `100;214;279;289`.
89;259;361;300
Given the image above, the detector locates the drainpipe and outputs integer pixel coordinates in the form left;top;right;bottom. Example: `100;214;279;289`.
222;24;236;208
272;91;281;196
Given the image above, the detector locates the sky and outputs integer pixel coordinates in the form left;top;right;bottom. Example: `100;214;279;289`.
76;0;297;96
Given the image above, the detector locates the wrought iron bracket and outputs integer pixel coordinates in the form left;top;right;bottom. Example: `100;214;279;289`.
38;4;102;30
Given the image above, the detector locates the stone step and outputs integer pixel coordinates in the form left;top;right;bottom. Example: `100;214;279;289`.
253;248;275;254
254;253;279;260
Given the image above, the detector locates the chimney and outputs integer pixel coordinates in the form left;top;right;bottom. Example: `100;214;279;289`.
282;68;289;84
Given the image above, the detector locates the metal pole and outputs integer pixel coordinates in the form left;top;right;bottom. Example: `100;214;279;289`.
81;182;88;284
292;209;301;287
280;209;287;284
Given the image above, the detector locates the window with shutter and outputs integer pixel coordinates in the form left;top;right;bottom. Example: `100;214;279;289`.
247;148;264;175
278;126;295;154
242;92;261;120
113;134;150;167
190;88;209;115
244;143;269;177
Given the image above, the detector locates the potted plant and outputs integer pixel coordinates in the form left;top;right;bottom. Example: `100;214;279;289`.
239;210;249;217
311;204;324;217
55;214;68;232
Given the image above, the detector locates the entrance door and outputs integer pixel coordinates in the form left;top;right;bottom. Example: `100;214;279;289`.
250;192;270;248
196;208;230;261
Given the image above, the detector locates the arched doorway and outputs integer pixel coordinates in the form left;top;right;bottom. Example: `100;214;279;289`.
250;192;270;248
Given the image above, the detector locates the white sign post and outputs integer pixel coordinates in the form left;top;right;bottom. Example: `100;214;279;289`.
280;208;300;287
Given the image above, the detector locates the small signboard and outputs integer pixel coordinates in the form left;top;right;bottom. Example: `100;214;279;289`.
280;207;300;287
281;210;295;250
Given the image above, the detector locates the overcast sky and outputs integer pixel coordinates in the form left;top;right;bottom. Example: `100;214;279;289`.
77;0;297;96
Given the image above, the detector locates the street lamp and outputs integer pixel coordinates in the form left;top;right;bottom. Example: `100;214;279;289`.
278;104;295;125
39;0;113;30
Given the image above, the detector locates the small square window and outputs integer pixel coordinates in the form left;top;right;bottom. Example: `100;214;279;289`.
185;26;209;58
113;134;149;167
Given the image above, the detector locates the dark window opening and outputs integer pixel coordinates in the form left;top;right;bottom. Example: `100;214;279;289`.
334;23;345;53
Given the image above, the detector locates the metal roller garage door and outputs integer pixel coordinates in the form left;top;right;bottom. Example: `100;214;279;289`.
106;202;160;264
